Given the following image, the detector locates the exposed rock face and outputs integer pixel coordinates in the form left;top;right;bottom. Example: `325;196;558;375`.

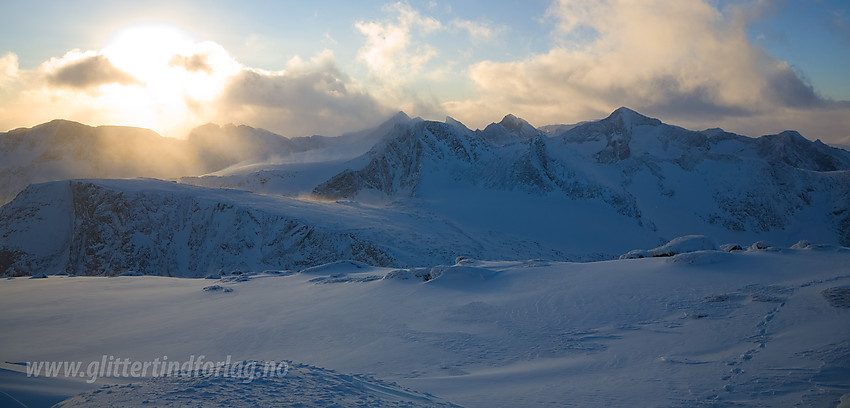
0;180;398;277
312;108;850;241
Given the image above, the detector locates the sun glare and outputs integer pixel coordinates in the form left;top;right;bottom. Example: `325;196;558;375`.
94;24;240;136
104;25;192;80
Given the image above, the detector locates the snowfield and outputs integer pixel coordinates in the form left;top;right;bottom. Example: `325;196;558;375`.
1;244;849;407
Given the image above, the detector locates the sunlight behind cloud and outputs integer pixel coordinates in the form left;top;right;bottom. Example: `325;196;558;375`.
0;22;391;139
0;24;248;138
95;24;241;135
103;25;191;82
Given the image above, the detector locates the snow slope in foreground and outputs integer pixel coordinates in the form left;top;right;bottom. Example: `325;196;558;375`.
1;247;849;407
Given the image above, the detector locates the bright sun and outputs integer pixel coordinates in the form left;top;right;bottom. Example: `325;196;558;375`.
95;24;240;136
104;25;192;80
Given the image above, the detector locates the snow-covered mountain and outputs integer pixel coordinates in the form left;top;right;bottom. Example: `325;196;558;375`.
0;178;569;277
2;108;850;276
0;120;200;205
0;113;409;205
185;111;409;173
305;107;850;250
3;109;850;406
551;108;850;241
177;111;411;196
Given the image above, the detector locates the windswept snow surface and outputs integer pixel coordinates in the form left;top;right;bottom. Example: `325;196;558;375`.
53;363;461;408
1;247;849;407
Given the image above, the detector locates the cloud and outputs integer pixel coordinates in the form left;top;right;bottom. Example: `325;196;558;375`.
214;50;391;137
0;53;18;86
355;2;442;79
0;28;390;139
0;53;22;122
2;3;846;145
451;19;501;40
829;8;850;42
169;53;213;74
45;52;138;89
442;0;849;143
352;2;454;121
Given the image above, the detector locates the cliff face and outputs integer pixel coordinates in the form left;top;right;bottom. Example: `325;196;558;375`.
0;180;399;277
2;179;579;277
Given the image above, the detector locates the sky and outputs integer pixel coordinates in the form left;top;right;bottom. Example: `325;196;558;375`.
1;0;849;146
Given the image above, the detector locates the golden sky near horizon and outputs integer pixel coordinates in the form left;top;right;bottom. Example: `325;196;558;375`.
1;0;849;145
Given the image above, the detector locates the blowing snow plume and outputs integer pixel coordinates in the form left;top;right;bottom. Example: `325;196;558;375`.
0;120;205;204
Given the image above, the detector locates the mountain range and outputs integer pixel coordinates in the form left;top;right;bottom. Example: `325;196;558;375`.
2;107;849;277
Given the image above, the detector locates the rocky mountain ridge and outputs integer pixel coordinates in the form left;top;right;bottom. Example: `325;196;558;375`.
2;107;849;276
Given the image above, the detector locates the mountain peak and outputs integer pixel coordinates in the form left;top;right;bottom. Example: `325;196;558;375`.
776;130;805;141
44;118;87;127
498;114;532;133
27;119;91;134
479;114;540;146
604;107;661;128
390;111;410;121
757;130;850;171
369;111;413;134
445;116;471;132
612;106;639;115
758;130;809;148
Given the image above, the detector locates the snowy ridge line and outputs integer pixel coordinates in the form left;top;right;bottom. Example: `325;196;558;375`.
0;112;413;206
0;178;568;277
0;179;401;277
3;107;850;277
1;175;849;278
189;107;850;250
